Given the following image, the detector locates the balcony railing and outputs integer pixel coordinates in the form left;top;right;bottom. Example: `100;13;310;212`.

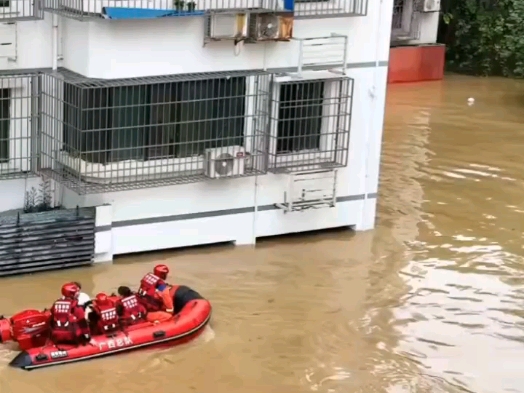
294;0;367;19
39;69;271;194
43;0;367;20
0;0;43;22
43;0;294;20
0;72;39;180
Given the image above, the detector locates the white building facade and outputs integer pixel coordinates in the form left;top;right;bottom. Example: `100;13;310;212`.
0;0;390;263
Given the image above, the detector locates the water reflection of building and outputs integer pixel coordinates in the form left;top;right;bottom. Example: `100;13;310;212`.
359;82;443;392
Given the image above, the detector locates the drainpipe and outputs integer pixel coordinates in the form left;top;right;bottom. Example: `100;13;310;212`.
52;14;59;70
359;0;383;229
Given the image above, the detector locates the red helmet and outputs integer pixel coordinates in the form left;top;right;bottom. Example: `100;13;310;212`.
153;264;169;279
61;282;80;299
95;293;110;305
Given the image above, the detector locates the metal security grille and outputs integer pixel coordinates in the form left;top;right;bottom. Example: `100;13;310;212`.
294;0;367;18
40;69;271;194
0;0;43;21
43;0;368;20
0;72;39;180
43;0;293;20
0;207;95;277
267;76;352;173
391;0;421;42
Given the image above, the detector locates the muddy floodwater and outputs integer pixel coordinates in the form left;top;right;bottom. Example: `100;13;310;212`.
2;75;524;393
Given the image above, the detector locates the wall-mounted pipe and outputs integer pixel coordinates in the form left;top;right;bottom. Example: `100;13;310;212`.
52;14;59;70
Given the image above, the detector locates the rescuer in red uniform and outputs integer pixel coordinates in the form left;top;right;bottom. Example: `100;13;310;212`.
115;286;147;328
137;264;174;314
92;293;119;335
50;282;93;345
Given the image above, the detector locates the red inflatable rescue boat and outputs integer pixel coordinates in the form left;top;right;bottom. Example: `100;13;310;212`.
0;285;211;370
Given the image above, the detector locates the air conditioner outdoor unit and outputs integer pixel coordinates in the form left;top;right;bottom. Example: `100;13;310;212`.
418;0;440;12
205;146;246;179
205;14;248;42
247;13;293;42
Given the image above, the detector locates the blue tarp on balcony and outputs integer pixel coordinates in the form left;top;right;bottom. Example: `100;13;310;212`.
102;7;205;20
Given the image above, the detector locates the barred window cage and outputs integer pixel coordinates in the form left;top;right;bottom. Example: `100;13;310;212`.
43;0;294;20
40;69;271;194
0;72;38;180
267;73;352;173
0;0;43;21
391;0;421;42
294;0;367;19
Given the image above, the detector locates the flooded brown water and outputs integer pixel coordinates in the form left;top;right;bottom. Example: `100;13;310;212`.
2;74;524;393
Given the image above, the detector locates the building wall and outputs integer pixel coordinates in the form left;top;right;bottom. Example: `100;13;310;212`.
0;0;392;260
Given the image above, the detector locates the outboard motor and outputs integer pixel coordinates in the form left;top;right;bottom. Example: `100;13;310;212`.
0;309;51;350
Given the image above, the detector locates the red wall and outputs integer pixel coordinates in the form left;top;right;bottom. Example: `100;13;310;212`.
388;44;445;84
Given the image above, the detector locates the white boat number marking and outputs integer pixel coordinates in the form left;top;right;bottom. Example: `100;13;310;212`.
50;351;68;359
98;336;133;351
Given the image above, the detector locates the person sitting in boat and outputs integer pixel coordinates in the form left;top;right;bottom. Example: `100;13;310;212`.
115;286;147;328
137;264;174;315
73;281;95;318
50;282;93;345
92;292;120;335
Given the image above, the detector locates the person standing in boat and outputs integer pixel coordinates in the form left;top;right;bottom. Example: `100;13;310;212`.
137;264;175;316
115;286;147;328
49;282;94;345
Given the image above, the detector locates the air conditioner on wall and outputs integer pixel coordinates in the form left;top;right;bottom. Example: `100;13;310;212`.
247;13;293;42
205;146;246;179
205;14;249;42
417;0;441;12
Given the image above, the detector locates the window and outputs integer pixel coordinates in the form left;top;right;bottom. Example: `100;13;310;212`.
0;0;10;7
268;72;352;172
62;77;246;167
276;81;324;154
0;88;9;164
0;75;33;178
392;0;405;30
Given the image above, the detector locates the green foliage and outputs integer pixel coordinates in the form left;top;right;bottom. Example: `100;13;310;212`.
443;0;524;77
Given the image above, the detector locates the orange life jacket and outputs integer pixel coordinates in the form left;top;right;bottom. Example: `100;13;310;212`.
119;295;145;324
51;299;79;330
137;273;165;311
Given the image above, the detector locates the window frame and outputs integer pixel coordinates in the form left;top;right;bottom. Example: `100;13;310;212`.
57;76;255;182
268;71;348;170
0;78;31;176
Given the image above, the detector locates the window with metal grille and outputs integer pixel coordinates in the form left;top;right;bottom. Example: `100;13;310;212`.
0;0;43;20
268;73;352;172
40;70;271;193
0;74;34;179
391;0;421;42
276;81;324;153
0;88;9;164
62;78;246;165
